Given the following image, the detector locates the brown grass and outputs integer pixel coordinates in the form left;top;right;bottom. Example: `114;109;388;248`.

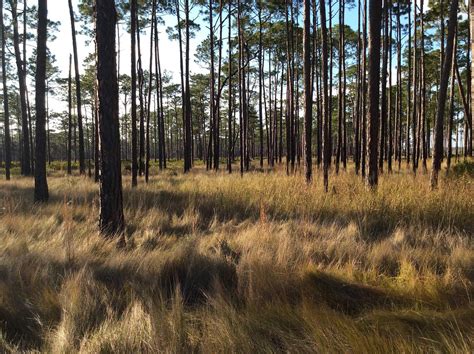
0;164;473;352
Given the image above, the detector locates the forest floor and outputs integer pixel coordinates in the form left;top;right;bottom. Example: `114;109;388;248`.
0;161;473;352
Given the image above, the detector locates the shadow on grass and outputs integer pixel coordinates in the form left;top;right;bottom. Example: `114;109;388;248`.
1;177;473;241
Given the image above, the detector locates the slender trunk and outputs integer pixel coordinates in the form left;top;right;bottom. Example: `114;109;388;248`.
258;3;264;168
431;0;458;189
227;0;232;173
336;0;344;174
68;54;73;175
214;0;223;170
146;0;156;183
379;0;389;172
184;0;192;172
34;0;48;202
131;0;138;187
320;0;330;192
68;0;85;174
411;0;417;173
447;39;456;173
304;0;312;183
1;0;11;180
137;20;146;177
11;0;30;176
366;0;382;187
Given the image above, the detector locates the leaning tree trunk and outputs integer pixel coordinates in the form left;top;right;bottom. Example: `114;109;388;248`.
431;0;458;189
96;0;125;236
68;0;85;174
366;0;382;188
1;0;11;181
34;0;49;202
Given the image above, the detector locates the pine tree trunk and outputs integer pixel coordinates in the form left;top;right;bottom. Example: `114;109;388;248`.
131;0;138;187
366;0;382;188
137;21;146;177
96;0;125;237
34;0;49;202
11;0;30;176
68;54;73;175
431;0;458;189
184;0;193;172
1;0;11;181
227;0;232;174
68;0;85;174
304;0;312;183
320;0;330;192
379;0;389;173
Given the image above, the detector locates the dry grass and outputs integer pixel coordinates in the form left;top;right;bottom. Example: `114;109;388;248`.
0;163;473;353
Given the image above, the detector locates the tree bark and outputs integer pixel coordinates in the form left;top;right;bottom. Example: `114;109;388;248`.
34;0;49;202
131;0;138;187
320;0;330;192
1;0;11;181
68;54;73;175
304;0;312;183
366;0;382;188
184;0;193;172
96;0;125;236
431;0;458;189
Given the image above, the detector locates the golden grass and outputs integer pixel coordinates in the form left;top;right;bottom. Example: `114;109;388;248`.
0;164;473;352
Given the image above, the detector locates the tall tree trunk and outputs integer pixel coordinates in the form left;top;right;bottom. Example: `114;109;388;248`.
336;0;344;174
137;21;146;177
320;0;330;192
214;0;223;170
1;0;11;181
11;0;30;176
258;3;264;168
209;0;216;171
406;0;411;166
154;15;166;169
431;0;458;189
34;0;48;202
68;0;85;174
447;38;456;173
469;0;473;156
379;0;389;172
388;4;393;172
146;0;156;183
366;0;382;187
396;3;402;170
227;0;233;173
131;0;138;187
68;54;73;175
237;0;244;176
411;0;418;173
184;0;192;172
304;0;312;183
361;0;367;178
355;0;361;174
420;0;427;172
96;0;125;237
